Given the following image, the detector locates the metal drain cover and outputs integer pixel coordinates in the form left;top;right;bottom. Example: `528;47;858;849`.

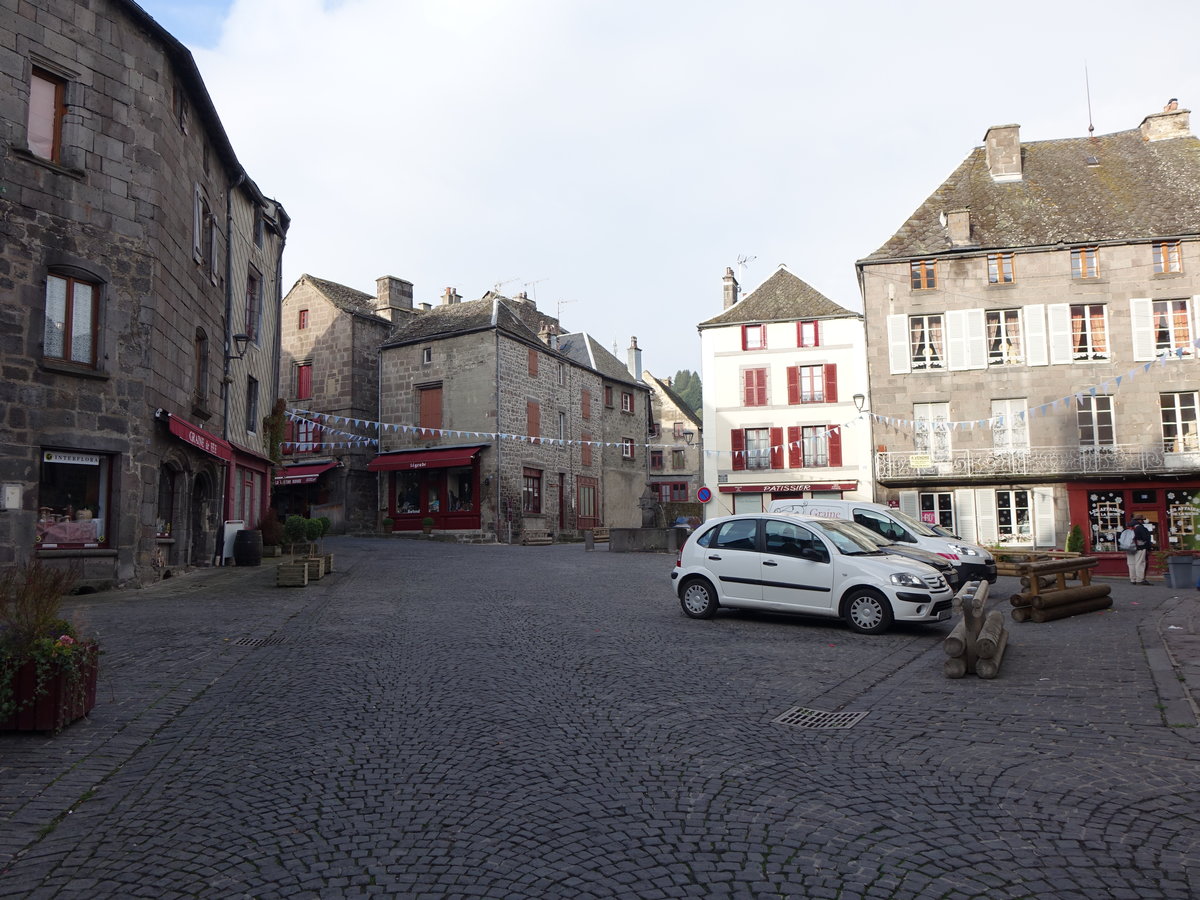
232;636;285;647
773;706;867;729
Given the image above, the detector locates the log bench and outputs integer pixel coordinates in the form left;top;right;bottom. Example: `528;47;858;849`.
591;528;610;544
522;530;554;546
1006;556;1111;622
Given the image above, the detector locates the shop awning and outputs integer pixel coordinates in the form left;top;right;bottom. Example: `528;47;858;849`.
159;410;233;462
274;462;338;486
368;446;485;472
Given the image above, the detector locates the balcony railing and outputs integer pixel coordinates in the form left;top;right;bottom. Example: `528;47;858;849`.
875;444;1200;480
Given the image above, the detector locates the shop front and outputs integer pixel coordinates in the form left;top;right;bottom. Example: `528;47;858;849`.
1066;479;1200;576
717;481;858;515
369;445;487;532
273;459;339;520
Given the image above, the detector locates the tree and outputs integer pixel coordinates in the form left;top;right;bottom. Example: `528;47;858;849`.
672;369;702;414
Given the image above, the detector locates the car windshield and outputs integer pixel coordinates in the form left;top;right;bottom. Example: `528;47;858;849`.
890;508;938;537
835;520;893;548
806;519;884;555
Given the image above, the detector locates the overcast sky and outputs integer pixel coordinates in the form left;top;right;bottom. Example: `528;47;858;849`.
139;0;1198;378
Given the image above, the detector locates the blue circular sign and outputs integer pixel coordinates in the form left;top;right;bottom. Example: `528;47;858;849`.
696;486;713;503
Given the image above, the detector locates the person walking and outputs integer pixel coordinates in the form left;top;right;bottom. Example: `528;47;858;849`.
1123;515;1155;585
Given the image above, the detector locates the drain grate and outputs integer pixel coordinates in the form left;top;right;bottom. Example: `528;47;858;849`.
232;636;286;647
773;706;867;729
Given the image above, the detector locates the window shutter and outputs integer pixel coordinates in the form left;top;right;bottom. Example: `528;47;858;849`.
743;370;754;406
528;348;538;376
787;366;799;405
787;426;801;468
297;364;312;400
899;491;919;521
964;308;987;369
527;401;540;443
974;489;998;544
824;364;838;403
812;320;820;347
581;432;592;467
731;429;746;471
827;426;842;467
284;420;296;448
769;426;783;470
1048;303;1073;364
581;388;590;420
1130;298;1155;361
1024;304;1047;366
741;327;749;351
192;184;203;260
1033;486;1056;548
954;488;977;544
946;309;968;371
887;314;911;374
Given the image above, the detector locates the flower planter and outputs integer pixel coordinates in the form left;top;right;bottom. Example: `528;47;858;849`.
323;553;334;573
276;562;309;587
1;645;99;732
304;557;326;580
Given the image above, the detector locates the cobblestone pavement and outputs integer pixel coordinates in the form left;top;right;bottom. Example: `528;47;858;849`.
2;537;1198;899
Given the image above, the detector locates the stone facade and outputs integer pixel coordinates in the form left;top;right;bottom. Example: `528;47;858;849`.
641;369;704;522
1;0;286;585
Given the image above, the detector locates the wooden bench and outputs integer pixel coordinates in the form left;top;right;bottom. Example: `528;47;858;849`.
591;528;610;544
522;530;553;546
993;549;1081;577
1006;557;1111;622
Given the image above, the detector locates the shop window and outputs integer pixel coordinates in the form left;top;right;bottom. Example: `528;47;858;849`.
919;491;955;530
996;490;1032;544
1089;495;1124;552
36;450;111;548
43;273;99;368
396;471;421;515
523;468;542;513
28;67;66;162
448;467;473;512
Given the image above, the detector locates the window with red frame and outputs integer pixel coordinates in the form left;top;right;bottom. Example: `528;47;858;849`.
797;320;819;347
295;363;312;400
650;450;664;470
522;468;542;513
621;391;633;413
786;425;842;468
28;68;66;162
742;324;766;350
604;386;614;407
731;427;783;471
787;364;838;404
577;476;598;528
297;418;321;453
298;308;309;330
622;438;635;459
743;368;768;406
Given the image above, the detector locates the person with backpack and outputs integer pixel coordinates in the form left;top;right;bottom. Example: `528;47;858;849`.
1121;516;1155;585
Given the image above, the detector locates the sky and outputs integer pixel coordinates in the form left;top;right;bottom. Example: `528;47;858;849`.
138;0;1199;378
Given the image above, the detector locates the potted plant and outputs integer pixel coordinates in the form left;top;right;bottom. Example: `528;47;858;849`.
258;509;284;558
1065;524;1084;555
421;516;435;536
381;517;394;533
1;559;98;732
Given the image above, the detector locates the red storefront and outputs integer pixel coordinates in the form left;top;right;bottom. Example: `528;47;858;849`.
1066;479;1200;576
369;445;487;532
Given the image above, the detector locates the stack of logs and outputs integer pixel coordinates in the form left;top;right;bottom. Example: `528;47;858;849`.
1008;557;1111;622
944;580;1009;679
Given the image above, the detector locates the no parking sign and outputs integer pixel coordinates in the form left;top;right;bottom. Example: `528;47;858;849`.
696;486;712;503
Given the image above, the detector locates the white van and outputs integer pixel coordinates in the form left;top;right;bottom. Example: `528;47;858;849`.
766;498;996;583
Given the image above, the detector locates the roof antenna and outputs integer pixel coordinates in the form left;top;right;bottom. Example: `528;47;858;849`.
1085;62;1095;137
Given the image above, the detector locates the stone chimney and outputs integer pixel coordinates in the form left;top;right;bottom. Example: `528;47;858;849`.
946;208;971;246
440;286;461;306
1140;100;1191;142
983;124;1022;182
722;267;739;310
374;276;413;321
627;336;642;381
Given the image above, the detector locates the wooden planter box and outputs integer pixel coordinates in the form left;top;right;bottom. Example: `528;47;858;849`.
1;645;100;732
277;562;309;587
304;557;326;580
263;545;282;558
323;553;334;573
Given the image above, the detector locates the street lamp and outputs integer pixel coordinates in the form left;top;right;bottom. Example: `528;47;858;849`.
682;430;695;445
853;393;867;412
226;333;251;361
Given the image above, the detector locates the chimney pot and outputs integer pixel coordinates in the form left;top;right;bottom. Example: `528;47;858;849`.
946;209;971;246
374;275;414;322
722;267;740;310
984;124;1022;182
1140;104;1191;142
627;336;643;381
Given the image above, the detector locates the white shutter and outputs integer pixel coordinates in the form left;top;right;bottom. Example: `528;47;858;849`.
1048;303;1073;365
1025;304;1048;366
899;490;920;521
974;489;998;545
887;314;911;375
946;309;967;371
192;184;203;261
964;308;987;369
954;488;977;543
1130;297;1155;361
1033;486;1057;548
1193;296;1200;353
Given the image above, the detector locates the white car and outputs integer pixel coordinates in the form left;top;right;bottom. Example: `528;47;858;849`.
670;513;955;634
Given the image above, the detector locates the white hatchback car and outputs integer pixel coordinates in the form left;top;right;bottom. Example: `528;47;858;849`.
670;513;955;634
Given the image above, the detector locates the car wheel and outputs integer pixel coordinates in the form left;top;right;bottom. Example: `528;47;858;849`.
842;588;894;634
679;577;718;619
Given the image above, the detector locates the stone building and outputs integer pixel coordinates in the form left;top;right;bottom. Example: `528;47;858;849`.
1;0;287;584
698;266;874;518
856;101;1200;572
641;368;704;522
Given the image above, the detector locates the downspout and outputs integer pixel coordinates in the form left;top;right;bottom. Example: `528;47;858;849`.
269;207;286;520
218;171;246;552
377;342;384;530
495;327;504;543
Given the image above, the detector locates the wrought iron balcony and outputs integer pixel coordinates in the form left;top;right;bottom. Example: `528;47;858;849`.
875;444;1200;481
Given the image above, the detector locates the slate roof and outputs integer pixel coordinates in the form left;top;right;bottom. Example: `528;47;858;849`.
382;292;559;347
698;267;855;328
300;275;386;318
557;333;643;389
861;123;1200;261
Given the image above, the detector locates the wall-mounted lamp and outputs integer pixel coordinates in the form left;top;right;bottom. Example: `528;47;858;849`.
853;393;867;412
682;430;696;445
226;333;251;361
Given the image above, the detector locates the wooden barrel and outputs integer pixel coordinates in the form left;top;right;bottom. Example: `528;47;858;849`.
233;529;263;567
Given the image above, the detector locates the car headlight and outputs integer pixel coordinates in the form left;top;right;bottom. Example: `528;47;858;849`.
951;543;980;557
890;572;926;588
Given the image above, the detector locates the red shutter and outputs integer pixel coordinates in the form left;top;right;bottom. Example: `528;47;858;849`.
787;366;799;405
581;388;591;420
741;326;749;351
284;420;296;451
824;364;838;403
731;429;746;471
744;368;766;406
581;432;592;467
528;348;538;376
812;320;820;347
527;401;540;443
769;427;784;470
828;426;842;467
297;364;312;400
420;386;443;429
743;370;754;406
787;426;801;468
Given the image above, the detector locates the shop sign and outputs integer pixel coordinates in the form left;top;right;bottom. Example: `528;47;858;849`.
719;483;857;494
43;451;99;466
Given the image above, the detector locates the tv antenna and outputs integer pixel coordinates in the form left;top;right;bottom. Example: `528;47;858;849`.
523;278;547;300
556;298;577;321
736;254;756;283
1085;63;1095;137
493;276;520;293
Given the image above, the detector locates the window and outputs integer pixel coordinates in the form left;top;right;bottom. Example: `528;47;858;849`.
1161;392;1199;452
742;324;766;350
992;398;1029;451
910;259;937;290
986;309;1023;365
522;468;542;513
604;386;613;408
654;482;689;502
745;428;771;469
28;68;66;162
245;376;259;433
919;492;955;530
671;449;686;469
787;365;837;404
621;391;633;413
296;418;320;453
36;450;111;548
987;253;1015;284
581;389;591;420
295;363;312;400
622;438;635;460
156;465;176;538
913;402;950;462
909;315;944;370
996;490;1032;544
801;426;829;467
650;450;664;470
712;518;760;552
43;273;98;367
1070;304;1109;360
254;209;265;248
1153;299;1192;355
528;347;538;376
577;476;597;526
558;411;566;441
1154;241;1182;274
419;385;443;430
422;347;432;365
672;421;684;439
173;81;189;134
193;186;218;280
1071;246;1099;279
245;270;261;342
558;362;566;385
797;320;819;347
1077;395;1114;447
193;328;210;407
298;309;309;330
581;432;592;467
743;368;768;406
527;401;540;444
763;520;827;561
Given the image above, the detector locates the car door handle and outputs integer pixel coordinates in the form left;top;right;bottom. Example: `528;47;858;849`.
708;554;722;560
763;560;778;567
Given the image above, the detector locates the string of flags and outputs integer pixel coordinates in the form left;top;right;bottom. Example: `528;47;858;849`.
281;349;1185;458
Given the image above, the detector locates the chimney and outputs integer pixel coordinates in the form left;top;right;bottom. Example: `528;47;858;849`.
1140;101;1191;142
946;208;971;246
374;276;413;321
440;286;461;306
627;336;642;381
983;124;1022;182
722;267;739;310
